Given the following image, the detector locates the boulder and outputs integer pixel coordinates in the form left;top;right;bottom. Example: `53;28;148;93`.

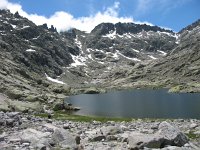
5;119;15;127
158;121;189;147
51;128;77;149
128;132;163;149
84;87;100;94
19;128;51;149
101;126;123;135
128;122;189;149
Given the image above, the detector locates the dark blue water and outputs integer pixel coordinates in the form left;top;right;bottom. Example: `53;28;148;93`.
66;89;200;119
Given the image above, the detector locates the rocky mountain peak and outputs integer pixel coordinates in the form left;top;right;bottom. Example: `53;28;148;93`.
91;22;174;36
179;19;200;34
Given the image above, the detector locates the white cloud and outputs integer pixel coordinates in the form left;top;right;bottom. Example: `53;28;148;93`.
0;0;154;32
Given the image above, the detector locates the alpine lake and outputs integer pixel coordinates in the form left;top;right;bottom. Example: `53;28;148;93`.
66;89;200;119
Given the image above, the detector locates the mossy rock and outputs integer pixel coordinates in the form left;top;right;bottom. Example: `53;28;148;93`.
53;102;64;111
6;99;43;112
24;95;43;102
6;89;24;99
84;87;106;94
51;85;71;94
84;88;99;94
168;85;184;93
0;101;10;112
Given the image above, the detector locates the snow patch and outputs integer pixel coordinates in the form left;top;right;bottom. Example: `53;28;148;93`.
86;48;92;53
88;54;94;60
70;54;86;67
103;30;117;39
174;33;180;44
32;36;40;40
45;73;65;84
26;49;36;52
112;52;119;59
21;26;30;29
11;24;17;29
148;55;157;60
123;33;132;38
157;50;167;56
132;49;139;53
94;49;105;53
98;61;105;64
74;36;82;49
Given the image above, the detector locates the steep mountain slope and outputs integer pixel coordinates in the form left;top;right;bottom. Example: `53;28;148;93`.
0;10;78;112
109;20;200;92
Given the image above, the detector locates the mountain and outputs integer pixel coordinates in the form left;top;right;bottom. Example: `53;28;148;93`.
108;19;200;92
0;9;199;112
59;22;178;87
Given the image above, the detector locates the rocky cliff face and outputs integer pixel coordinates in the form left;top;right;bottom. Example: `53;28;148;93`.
0;9;199;112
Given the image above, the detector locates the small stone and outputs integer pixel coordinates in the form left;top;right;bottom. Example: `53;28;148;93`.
106;135;118;141
0;120;5;126
9;138;21;143
0;135;5;142
184;143;190;147
46;119;52;123
63;123;71;129
6;119;15;127
22;143;30;146
75;135;81;144
90;135;106;142
6;112;20;117
190;123;198;129
92;121;101;125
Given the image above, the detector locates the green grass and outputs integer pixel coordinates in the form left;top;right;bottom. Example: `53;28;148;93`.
35;112;133;122
35;111;174;122
186;131;200;139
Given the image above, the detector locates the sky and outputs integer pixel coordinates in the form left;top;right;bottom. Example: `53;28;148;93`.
0;0;199;32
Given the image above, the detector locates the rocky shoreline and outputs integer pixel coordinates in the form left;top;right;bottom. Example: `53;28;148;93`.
0;111;200;150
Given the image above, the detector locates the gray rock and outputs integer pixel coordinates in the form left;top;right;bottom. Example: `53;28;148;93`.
89;135;106;142
63;123;72;129
0;135;5;142
128;132;163;149
128;122;189;149
5;119;15;127
190;123;198;129
51;128;77;149
106;135;118;141
20;128;51;149
6;112;20;118
0;119;5;126
101;126;123;135
158;121;189;147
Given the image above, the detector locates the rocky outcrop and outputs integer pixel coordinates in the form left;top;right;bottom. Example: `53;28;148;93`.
128;121;188;149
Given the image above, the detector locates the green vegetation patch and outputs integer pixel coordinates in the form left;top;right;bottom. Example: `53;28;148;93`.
168;85;184;93
186;131;200;139
35;112;133;122
35;111;174;122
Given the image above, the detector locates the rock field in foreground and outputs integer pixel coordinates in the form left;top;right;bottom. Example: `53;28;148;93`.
0;111;200;150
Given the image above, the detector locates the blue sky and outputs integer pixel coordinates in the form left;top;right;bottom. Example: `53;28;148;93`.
1;0;200;32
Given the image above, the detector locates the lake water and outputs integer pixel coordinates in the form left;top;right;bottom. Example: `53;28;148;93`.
66;89;200;119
